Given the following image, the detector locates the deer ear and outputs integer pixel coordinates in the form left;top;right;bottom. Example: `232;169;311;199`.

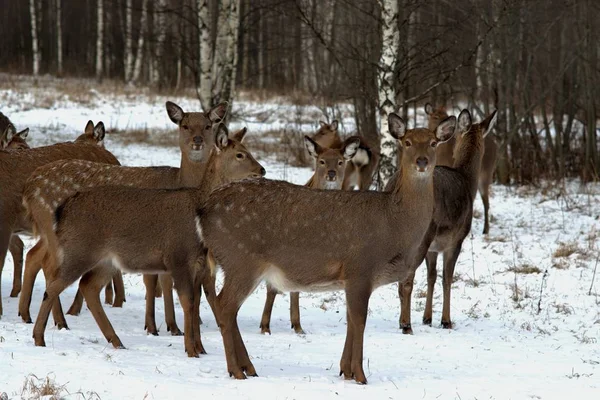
214;123;229;151
457;109;472;135
330;120;339;131
93;122;106;141
304;135;322;158
435;116;456;142
388;113;406;140
319;121;327;128
481;110;498;138
424;103;433;115
231;127;247;142
5;123;16;142
343;137;361;160
85;120;95;136
209;102;228;123
16;127;29;139
166;101;184;124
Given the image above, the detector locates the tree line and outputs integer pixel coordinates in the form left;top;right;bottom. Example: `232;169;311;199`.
0;0;598;184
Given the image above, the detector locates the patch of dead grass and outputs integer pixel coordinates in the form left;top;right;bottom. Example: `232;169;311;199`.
553;241;584;258
21;374;66;400
506;264;543;274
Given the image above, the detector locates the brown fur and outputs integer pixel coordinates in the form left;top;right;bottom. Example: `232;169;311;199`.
259;135;360;335
19;101;229;329
425;103;498;233
386;110;497;333
0;120;118;318
199;114;458;383
31;125;264;357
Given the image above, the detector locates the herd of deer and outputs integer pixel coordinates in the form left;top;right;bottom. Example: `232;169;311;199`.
0;101;497;384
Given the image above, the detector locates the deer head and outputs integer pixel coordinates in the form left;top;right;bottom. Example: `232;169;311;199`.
75;121;106;146
211;124;266;182
313;120;343;149
304;135;360;189
1;123;30;149
424;103;450;131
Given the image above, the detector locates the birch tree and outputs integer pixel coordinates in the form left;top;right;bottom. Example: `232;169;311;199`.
124;0;133;82
211;0;241;110
377;0;400;186
56;0;63;75
151;0;168;87
96;0;104;80
29;0;40;76
131;0;149;83
197;0;212;110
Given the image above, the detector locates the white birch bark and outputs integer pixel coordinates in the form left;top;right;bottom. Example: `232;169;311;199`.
197;0;212;110
377;0;400;186
29;0;40;76
57;0;63;75
151;0;167;86
211;0;240;107
132;0;149;83
124;0;133;82
96;0;104;79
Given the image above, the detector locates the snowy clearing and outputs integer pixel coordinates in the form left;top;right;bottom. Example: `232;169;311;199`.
1;80;599;399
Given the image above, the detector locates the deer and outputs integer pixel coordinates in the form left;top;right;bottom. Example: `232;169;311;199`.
0;120;119;320
1;124;30;150
312;120;379;191
425;103;498;234
31;123;265;358
197;113;458;383
259;134;360;335
18;101;229;336
386;109;498;334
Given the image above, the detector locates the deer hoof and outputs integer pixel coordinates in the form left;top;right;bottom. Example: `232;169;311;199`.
260;325;271;335
441;320;453;329
10;288;20;298
422;317;432;326
400;324;413;335
229;370;247;380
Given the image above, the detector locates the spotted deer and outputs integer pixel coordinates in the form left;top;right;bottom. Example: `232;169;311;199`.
259;135;360;335
425;103;498;234
31;123;265;358
313;120;378;191
0;120;118;319
386;109;497;334
198;113;458;383
18;101;229;333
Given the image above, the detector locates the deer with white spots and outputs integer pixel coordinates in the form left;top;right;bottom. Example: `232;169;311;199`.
30;123;264;358
0;120;118;319
18;101;232;335
198;113;458;383
386;109;497;334
259;134;360;335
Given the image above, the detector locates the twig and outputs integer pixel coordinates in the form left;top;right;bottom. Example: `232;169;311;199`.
588;252;599;295
537;269;549;314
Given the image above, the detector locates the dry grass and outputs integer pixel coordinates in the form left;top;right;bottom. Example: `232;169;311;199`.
108;127;178;148
484;235;509;243
21;374;66;400
552;258;570;270
553;241;584;258
244;128;311;168
506;263;543;274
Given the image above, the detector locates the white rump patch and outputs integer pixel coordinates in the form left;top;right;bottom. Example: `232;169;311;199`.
352;148;369;167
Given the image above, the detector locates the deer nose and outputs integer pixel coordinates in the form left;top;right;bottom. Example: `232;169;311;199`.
416;157;429;169
260;167;266;176
193;136;204;145
327;170;337;180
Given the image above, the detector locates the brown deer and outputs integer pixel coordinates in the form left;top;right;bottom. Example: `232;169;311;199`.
198;113;458;383
31;123;265;358
313;120;379;191
259;135;360;335
18;101;229;333
425;103;498;234
386;109;497;334
1;125;30;150
0;120;119;319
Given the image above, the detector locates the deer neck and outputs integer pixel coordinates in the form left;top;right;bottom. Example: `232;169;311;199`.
452;136;484;198
391;167;435;215
189;151;227;203
178;153;210;188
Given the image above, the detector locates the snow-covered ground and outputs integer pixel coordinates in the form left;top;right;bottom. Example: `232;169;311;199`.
1;76;599;399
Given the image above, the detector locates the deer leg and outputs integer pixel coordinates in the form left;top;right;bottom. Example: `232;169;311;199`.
67;288;84;316
290;292;305;334
155;277;163;298
398;269;416;334
232;317;257;376
143;274;159;335
441;244;462;329
160;274;182;335
112;271;126;307
192;272;205;354
0;224;11;317
37;258;69;330
79;267;125;349
480;185;491;234
32;277;74;347
201;268;220;327
104;279;114;305
171;269;202;358
422;252;438;326
9;236;24;297
259;284;278;334
19;240;46;323
343;283;371;384
339;309;354;380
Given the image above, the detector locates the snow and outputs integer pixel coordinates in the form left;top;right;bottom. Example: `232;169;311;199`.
1;79;600;399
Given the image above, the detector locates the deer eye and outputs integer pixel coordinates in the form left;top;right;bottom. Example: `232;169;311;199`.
338;160;343;166
319;159;326;165
236;153;245;160
204;125;211;130
431;141;437;148
404;140;412;147
182;125;189;130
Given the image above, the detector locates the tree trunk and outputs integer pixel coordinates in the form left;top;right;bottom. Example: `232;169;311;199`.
96;0;104;80
56;0;63;75
377;0;400;186
152;0;167;87
257;3;264;90
132;0;149;84
29;0;40;76
197;0;212;110
211;0;240;110
124;0;133;82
